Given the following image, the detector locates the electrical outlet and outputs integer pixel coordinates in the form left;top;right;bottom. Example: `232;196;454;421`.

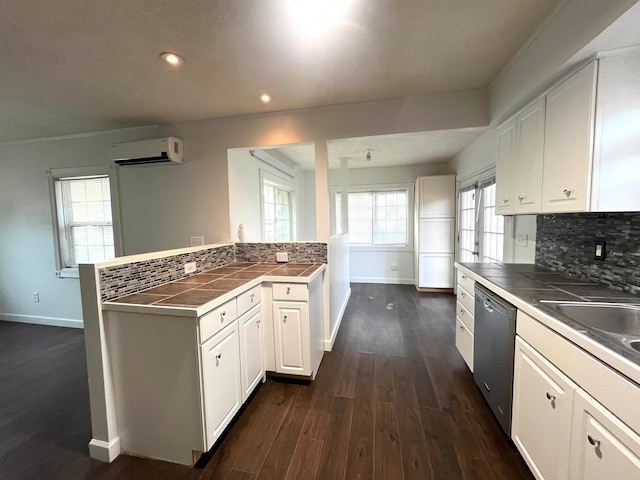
275;252;288;263
190;236;204;247
184;262;197;274
390;264;398;271
594;241;606;261
33;291;39;302
516;234;528;247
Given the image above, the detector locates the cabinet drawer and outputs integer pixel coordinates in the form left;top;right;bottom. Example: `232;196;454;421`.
456;301;474;334
237;285;261;316
455;317;474;372
200;299;238;343
457;269;475;293
272;283;308;302
457;284;474;315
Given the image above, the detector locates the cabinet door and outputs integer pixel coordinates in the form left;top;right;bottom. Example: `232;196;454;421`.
239;307;264;402
512;338;574;480
569;389;640;480
514;98;545;213
543;61;597;213
418;176;455;218
455;316;473;371
496;118;516;215
200;322;242;448
418;253;453;288
418;218;454;253
273;302;310;375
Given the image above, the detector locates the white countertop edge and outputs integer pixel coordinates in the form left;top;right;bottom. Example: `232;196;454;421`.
455;263;640;386
102;264;326;318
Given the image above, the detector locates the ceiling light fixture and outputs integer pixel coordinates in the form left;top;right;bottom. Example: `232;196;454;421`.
160;52;185;66
288;0;353;38
260;94;272;104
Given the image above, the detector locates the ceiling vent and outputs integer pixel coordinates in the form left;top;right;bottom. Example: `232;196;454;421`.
112;137;183;166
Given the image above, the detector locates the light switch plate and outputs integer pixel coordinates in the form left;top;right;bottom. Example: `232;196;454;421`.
516;234;528;247
190;236;204;247
275;252;288;263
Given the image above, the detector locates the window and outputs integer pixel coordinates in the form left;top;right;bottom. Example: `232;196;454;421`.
261;171;295;242
457;177;504;263
49;166;120;277
342;189;409;246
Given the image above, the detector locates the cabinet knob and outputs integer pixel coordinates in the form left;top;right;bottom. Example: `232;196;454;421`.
283;315;287;323
220;311;226;322
459;308;464;315
502;198;508;204
563;189;571;197
587;435;601;449
256;320;261;327
459;325;464;331
215;353;222;365
517;196;524;202
545;392;556;402
461;291;466;297
286;286;291;294
250;293;255;301
461;274;467;280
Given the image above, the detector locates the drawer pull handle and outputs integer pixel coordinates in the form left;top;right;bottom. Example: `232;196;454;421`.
216;353;222;366
461;292;466;297
459;325;464;331
220;311;226;322
563;189;571;197
461;274;467;280
545;392;556;402
250;293;255;301
502;198;508;204
283;315;287;323
587;435;601;449
460;308;464;315
256;320;261;327
286;286;291;294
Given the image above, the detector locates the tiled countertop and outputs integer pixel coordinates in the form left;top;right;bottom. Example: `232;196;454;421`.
456;262;640;385
103;262;324;317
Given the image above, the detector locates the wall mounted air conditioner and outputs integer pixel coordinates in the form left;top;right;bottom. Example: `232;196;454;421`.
112;137;183;166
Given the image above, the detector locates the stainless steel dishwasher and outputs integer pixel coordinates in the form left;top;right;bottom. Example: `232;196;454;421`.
473;284;517;435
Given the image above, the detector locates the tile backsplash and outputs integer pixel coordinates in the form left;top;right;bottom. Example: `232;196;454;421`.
99;244;235;301
535;213;640;295
235;242;328;264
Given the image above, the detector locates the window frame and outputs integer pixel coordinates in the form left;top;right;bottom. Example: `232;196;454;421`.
332;183;414;253
48;165;123;278
259;169;296;242
456;169;509;264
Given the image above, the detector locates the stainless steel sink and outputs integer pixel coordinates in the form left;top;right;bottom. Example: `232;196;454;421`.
539;301;640;336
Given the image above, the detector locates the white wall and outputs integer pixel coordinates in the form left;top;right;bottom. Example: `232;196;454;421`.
0;90;487;326
327;234;350;350
330;162;453;284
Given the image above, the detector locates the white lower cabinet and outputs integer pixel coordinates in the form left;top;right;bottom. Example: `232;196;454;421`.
512;338;574;480
569;389;640;480
238;305;265;402
273;301;310;375
454;317;473;370
512;335;640;480
200;322;242;448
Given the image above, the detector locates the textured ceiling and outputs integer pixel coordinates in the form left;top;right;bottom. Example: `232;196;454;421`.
0;0;560;143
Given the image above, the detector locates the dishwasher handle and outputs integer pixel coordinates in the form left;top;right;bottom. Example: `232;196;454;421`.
482;301;495;314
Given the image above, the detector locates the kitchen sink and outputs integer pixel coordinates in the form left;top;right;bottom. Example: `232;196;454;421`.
539;301;640;356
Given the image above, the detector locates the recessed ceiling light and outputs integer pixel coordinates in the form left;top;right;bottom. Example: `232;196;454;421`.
260;94;272;104
160;52;185;66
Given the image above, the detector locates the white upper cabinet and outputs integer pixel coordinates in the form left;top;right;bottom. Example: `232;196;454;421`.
514;99;545;213
495;98;545;215
496;119;516;215
418;176;456;218
591;52;640;212
542;61;597;212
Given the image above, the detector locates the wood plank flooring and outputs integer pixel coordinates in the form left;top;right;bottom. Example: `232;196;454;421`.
0;284;532;480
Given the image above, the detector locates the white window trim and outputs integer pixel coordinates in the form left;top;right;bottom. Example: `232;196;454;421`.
333;183;414;253
47;165;123;278
259;169;297;242
456;166;513;263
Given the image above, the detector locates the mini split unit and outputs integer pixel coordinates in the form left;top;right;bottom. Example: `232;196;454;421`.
112;137;184;166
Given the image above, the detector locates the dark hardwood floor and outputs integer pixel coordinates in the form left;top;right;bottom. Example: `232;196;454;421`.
0;284;532;480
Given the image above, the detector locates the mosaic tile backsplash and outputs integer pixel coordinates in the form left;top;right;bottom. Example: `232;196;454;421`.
99;244;235;301
235;242;328;264
535;213;640;295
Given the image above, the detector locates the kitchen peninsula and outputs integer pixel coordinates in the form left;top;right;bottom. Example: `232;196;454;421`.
79;242;327;466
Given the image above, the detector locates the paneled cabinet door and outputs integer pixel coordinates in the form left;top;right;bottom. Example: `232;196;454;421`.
418;254;453;288
496;118;516;215
542;61;597;213
273;302;310;375
200;323;242;448
514;98;545;213
418;176;456;218
569;389;640;480
512;338;574;480
239;307;264;402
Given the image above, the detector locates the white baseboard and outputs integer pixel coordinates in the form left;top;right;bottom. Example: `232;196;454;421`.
0;313;84;329
324;287;351;352
350;277;414;285
89;437;121;462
